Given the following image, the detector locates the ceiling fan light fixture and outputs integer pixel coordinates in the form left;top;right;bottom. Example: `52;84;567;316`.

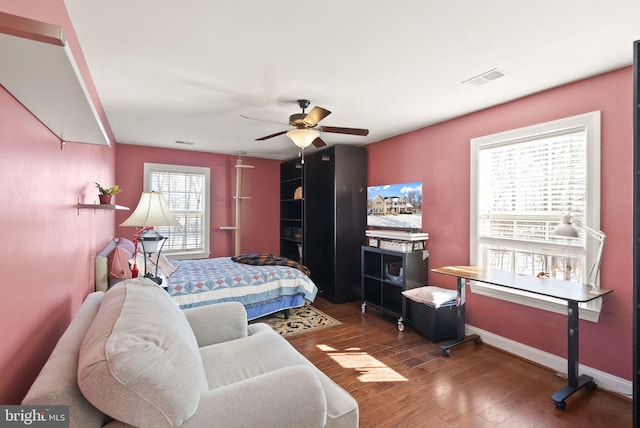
286;128;319;149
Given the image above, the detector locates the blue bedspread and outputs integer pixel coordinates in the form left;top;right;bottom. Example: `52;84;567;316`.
166;257;317;310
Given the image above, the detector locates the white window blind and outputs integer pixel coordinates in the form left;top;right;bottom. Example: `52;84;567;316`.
477;130;587;280
470;111;601;320
144;163;210;258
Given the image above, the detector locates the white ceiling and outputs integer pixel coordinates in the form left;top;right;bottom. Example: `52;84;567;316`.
63;0;640;160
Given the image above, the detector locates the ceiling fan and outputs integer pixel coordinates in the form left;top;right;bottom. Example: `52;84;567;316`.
243;99;369;149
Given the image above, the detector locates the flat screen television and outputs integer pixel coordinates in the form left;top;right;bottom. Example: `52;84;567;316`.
367;181;422;231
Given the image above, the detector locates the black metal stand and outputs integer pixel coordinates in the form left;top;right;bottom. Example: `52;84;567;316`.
551;300;597;410
142;237;168;287
440;276;481;356
142;254;163;285
432;266;611;409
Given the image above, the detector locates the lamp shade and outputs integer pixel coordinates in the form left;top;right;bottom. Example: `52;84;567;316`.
552;214;579;238
120;192;180;227
286;128;319;149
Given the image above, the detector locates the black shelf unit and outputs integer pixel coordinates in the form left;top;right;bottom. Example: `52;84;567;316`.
361;246;429;331
633;39;639;426
280;160;303;262
279;145;367;303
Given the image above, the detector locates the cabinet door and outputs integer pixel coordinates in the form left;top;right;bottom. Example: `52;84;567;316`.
304;148;335;293
405;250;430;289
334;146;368;301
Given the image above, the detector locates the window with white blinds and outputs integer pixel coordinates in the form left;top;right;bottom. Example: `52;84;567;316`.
144;163;210;258
470;111;602;320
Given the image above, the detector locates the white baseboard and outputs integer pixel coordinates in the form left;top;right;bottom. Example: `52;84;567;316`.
466;324;632;399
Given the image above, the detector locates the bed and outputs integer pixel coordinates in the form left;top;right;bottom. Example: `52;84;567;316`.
95;238;318;320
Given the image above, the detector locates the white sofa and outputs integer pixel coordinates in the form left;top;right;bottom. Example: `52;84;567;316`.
22;278;358;427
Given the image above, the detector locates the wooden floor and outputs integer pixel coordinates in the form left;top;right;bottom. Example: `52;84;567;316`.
286;298;632;428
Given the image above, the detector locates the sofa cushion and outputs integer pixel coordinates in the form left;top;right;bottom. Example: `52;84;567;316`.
78;278;206;427
22;292;109;428
201;323;359;427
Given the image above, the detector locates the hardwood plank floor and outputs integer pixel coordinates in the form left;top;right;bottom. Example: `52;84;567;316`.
286;298;632;427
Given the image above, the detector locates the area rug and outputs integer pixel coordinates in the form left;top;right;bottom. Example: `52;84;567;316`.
253;305;342;337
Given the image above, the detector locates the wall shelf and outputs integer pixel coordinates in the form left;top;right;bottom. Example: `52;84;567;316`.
77;202;129;214
0;11;110;146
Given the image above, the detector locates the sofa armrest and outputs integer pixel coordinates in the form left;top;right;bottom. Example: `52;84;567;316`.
184;365;327;428
182;301;248;346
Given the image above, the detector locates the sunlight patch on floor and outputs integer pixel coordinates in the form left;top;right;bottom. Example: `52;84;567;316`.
317;344;408;382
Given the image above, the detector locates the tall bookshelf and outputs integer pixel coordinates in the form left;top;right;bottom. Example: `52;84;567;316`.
280;145;367;303
280;160;303;262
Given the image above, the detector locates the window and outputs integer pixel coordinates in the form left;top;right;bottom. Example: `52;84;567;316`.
144;163;210;259
470;111;601;321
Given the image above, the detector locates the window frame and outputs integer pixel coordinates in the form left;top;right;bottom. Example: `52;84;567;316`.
470;111;602;322
143;163;210;259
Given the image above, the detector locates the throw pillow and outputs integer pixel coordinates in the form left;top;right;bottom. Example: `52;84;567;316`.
108;238;136;279
402;286;457;308
77;278;206;427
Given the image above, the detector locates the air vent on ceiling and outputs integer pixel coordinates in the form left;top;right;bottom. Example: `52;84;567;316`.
462;68;508;86
176;140;195;145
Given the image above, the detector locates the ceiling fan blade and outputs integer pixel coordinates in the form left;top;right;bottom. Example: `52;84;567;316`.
312;137;327;148
318;126;369;136
304;106;331;126
256;130;288;141
240;114;288;126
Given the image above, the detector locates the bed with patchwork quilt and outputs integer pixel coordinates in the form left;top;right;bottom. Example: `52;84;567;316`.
95;238;317;320
167;256;317;320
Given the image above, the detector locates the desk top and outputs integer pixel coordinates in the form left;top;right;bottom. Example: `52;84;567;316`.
432;266;612;303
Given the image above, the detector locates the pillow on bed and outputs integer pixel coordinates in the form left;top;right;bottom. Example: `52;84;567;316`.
108;238;136;279
147;253;178;278
116;237;136;255
131;252;177;278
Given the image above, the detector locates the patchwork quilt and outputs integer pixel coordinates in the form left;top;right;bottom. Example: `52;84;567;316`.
166;257;317;310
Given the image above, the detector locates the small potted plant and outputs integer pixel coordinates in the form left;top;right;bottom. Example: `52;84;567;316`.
95;182;121;204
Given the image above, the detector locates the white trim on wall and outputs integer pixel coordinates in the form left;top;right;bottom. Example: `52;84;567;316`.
465;324;631;399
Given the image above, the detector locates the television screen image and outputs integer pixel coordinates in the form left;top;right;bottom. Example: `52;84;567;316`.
367;181;422;231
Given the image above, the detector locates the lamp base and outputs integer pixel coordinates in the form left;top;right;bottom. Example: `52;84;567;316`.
145;273;163;286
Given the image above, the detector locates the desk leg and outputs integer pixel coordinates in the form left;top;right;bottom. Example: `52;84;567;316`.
440;276;481;357
551;300;596;410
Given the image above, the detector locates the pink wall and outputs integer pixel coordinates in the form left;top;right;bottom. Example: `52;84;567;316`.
0;1;116;403
0;0;631;405
367;67;633;380
114;144;280;257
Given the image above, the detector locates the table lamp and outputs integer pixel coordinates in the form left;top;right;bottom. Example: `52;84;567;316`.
552;214;606;288
120;192;180;285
